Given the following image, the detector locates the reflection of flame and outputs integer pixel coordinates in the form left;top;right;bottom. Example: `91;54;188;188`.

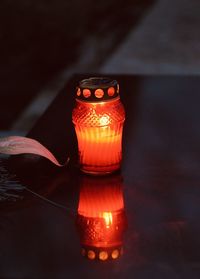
76;175;127;261
102;212;113;228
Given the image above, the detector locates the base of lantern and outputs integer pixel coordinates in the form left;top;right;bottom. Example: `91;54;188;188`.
81;169;116;176
80;163;121;176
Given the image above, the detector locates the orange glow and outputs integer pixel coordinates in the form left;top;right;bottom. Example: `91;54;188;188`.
108;87;115;96
99;115;110;126
111;249;119;259
99;251;108;261
95;89;104;98
88;250;96;260
72;98;125;174
102;212;113;228
83;89;91;98
76;175;127;260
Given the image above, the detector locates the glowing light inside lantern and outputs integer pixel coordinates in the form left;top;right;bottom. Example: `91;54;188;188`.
73;98;125;174
72;77;125;174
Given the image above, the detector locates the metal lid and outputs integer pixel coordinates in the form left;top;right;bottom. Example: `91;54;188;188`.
76;77;119;102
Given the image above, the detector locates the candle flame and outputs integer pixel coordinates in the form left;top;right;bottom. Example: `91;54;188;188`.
102;212;113;228
99;115;110;126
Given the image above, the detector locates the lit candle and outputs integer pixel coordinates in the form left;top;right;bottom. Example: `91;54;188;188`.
72;77;125;175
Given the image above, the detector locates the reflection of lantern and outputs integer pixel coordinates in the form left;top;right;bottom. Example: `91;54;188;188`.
72;77;125;175
76;175;127;261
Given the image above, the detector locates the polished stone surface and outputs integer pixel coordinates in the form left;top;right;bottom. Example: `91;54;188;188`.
0;75;200;278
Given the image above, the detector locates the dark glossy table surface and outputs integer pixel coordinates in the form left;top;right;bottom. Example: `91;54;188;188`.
1;74;200;278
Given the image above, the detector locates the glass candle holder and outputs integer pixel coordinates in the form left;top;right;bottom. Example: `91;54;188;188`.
72;77;125;175
76;175;127;261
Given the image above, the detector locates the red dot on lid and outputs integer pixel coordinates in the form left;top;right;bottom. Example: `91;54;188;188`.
77;88;81;96
83;89;91;98
95;89;104;98
108;87;115;96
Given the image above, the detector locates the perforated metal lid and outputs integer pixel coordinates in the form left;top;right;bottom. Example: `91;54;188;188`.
76;77;119;102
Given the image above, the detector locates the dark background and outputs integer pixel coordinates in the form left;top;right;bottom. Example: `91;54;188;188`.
0;0;155;130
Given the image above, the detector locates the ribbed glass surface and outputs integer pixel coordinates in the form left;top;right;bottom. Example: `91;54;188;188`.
72;98;125;174
78;176;124;217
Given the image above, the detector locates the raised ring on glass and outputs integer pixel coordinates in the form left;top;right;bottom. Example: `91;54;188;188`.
95;88;104;98
83;89;91;98
108;87;115;96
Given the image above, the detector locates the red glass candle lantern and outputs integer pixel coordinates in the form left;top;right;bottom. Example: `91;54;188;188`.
76;175;127;261
72;77;125;175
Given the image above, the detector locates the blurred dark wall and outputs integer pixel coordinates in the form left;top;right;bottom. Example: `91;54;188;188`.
0;0;155;129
